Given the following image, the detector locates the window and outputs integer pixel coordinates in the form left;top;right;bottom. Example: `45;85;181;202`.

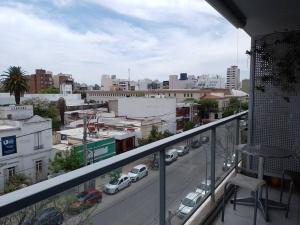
35;160;43;180
7;167;16;178
34;132;43;150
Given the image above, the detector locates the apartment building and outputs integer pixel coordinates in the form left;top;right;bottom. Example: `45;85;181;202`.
226;65;240;90
0;105;52;192
27;69;54;93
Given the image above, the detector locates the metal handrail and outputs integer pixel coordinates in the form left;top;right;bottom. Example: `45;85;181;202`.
0;110;248;219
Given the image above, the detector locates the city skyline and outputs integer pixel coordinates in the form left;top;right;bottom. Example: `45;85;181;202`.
0;0;251;85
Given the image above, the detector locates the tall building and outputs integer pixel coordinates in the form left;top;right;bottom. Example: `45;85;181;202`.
169;74;197;89
53;73;72;89
226;65;240;90
196;75;225;89
27;69;53;93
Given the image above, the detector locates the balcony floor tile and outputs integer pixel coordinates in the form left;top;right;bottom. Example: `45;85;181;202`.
212;186;300;225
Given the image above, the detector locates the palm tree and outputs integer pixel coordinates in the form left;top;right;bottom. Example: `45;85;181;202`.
1;66;28;105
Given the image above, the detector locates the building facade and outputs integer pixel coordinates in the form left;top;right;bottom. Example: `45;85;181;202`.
226;65;240;90
108;98;177;134
0;106;52;192
169;74;197;89
27;69;54;93
196;75;225;89
53;73;72;89
86;89;231;104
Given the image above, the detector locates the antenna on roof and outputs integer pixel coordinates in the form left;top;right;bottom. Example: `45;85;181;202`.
236;29;239;66
128;68;131;90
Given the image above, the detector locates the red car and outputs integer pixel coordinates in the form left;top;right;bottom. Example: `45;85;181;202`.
71;189;102;211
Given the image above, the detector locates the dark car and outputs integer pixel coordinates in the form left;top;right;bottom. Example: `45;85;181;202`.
191;139;201;148
201;136;209;144
70;189;102;212
24;207;63;225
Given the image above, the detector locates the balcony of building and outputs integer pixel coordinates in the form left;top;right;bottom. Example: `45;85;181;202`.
1;1;300;225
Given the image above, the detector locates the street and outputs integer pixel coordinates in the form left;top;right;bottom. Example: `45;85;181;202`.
85;129;233;225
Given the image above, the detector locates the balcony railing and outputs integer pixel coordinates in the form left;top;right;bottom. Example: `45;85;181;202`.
0;111;248;225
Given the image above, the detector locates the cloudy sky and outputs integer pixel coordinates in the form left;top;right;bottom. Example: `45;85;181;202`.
0;0;251;84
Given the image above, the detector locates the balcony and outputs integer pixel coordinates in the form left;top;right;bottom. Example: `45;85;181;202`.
0;111;249;225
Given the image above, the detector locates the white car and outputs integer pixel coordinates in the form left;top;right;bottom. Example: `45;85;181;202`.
165;149;178;164
104;174;131;194
195;180;211;196
175;145;190;156
128;164;148;182
177;192;202;218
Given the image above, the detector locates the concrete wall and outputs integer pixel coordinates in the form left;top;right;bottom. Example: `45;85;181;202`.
115;98;177;134
0;93;83;106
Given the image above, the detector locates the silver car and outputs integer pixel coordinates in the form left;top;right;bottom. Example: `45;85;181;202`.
177;192;202;218
128;164;148;182
165;149;178;164
175;145;190;156
104;174;131;194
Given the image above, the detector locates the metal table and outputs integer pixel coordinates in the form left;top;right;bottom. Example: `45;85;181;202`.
233;144;294;221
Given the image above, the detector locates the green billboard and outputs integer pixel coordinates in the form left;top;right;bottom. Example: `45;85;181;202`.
73;138;116;165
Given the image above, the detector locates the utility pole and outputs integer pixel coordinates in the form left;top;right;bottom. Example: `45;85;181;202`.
83;113;88;166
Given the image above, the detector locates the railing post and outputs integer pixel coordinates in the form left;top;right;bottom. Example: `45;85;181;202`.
235;118;240;172
210;127;216;202
159;149;166;225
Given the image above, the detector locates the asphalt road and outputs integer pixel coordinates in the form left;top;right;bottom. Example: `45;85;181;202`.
87;130;232;225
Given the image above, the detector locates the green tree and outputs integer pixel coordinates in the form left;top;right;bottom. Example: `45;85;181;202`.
241;102;249;110
222;107;236;117
22;99;61;130
138;126;172;146
1;66;28;104
4;174;31;193
57;97;66;126
183;121;194;131
49;149;81;173
229;97;240;109
39;87;60;94
196;99;218;120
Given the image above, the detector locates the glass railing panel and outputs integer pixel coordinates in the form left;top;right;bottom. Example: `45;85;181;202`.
165;131;211;225
215;120;237;186
0;155;160;225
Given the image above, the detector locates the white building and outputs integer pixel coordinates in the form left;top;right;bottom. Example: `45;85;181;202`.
0;93;84;107
169;74;197;89
60;82;73;95
0;105;52;192
226;65;240;90
197;75;225;89
108;98;177;133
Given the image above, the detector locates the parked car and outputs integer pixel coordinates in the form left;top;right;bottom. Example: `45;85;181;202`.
201;136;209;144
70;189;102;212
177;192;202;218
104;174;131;194
222;154;236;171
128;164;148;182
175;145;190;156
195;180;211;197
191;139;201;148
24;207;63;225
165;149;178;164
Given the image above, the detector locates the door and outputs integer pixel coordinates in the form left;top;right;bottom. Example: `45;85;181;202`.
118;178;125;189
